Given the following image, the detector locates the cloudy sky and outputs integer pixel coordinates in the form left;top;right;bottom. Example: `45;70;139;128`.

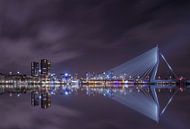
0;0;190;76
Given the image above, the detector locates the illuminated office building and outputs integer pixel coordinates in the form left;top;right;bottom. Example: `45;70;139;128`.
41;59;51;75
31;62;39;77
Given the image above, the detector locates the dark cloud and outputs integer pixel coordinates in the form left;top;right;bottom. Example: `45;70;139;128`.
0;0;189;76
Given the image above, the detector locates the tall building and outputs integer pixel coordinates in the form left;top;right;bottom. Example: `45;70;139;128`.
31;62;39;77
41;59;51;75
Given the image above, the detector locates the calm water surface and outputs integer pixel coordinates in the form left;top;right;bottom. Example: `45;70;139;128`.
0;85;189;129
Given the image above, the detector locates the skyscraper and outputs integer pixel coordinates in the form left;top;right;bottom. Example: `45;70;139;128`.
31;62;39;77
41;59;51;75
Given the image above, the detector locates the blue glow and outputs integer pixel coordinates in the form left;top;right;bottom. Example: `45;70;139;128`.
39;95;42;99
65;91;69;95
50;91;55;95
64;73;68;76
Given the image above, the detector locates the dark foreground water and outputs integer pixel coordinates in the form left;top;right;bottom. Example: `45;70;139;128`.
0;86;189;129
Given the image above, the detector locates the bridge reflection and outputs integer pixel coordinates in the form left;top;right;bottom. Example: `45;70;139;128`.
0;84;188;122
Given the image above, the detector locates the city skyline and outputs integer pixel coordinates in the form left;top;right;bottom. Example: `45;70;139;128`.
0;0;189;77
0;1;190;129
0;45;188;79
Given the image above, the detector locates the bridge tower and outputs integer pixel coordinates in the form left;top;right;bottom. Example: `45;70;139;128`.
150;46;159;81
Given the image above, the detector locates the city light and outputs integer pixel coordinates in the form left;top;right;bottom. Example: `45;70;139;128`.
0;47;187;123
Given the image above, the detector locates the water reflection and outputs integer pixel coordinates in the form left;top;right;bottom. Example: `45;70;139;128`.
0;85;80;109
0;84;187;122
0;84;179;105
31;91;51;109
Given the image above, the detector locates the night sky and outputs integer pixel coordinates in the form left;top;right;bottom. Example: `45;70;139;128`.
0;0;190;77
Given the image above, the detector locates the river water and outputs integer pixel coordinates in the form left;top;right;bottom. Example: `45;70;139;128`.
0;85;189;129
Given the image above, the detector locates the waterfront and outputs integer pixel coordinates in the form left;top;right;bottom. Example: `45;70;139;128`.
0;84;189;129
0;0;190;129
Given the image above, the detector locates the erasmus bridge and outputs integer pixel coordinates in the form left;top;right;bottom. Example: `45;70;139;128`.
87;45;179;85
106;45;177;82
88;46;181;123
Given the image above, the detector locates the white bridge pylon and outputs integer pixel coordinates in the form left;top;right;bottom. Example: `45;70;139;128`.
107;46;176;81
106;46;177;123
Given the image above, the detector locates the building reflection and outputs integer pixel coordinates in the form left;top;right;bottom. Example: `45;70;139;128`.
31;91;51;109
0;85;81;109
0;84;187;110
41;92;51;109
31;91;40;107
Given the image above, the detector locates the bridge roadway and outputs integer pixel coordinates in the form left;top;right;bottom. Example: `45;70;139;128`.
82;79;178;85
